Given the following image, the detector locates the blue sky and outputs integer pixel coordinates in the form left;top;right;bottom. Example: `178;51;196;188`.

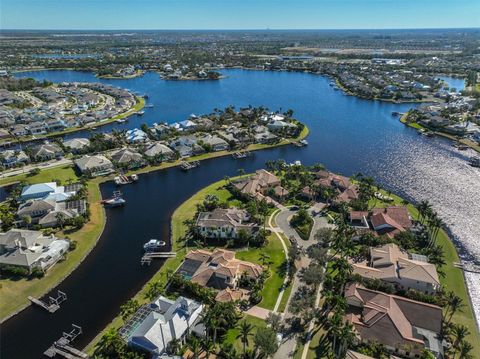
1;0;479;30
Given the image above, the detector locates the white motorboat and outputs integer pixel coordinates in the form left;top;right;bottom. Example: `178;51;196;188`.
143;239;166;251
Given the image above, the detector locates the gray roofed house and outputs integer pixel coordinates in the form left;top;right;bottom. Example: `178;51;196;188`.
144;142;175;160
17;198;56;222
75;154;114;177
30;143;63;161
124;296;204;356
63;138;90;153
0;229;70;271
196;207;259;239
198;134;229;151
0;149;30;168
110;148;146;169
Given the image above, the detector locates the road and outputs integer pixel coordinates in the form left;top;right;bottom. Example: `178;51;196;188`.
0;158;73;180
273;203;334;359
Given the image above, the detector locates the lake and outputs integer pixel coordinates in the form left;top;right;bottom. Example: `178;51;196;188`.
1;69;478;358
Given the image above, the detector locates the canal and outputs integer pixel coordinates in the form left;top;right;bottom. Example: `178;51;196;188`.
1;69;478;358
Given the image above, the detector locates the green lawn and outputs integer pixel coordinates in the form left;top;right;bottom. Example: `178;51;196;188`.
0;177;105;321
236;233;287;311
223;315;267;353
0;164;77;186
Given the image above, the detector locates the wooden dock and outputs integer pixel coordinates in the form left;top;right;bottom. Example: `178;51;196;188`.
141;251;176;265
44;325;87;358
29;290;67;313
180;161;200;171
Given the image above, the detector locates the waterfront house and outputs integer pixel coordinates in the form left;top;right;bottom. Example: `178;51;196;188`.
233;169;289;202
196;207;259;239
198;134;229;151
0;229;70;272
348;206;413;238
345;283;443;358
125;128;148;143
169;136;205;158
177;249;263;302
17;198;56;222
110;148;146;169
45;118;67;132
124;295;204;357
63;138;90;153
28;121;48;135
10;124;29;137
30;143;63;161
20;182;75;202
75;154;114;177
144;142;175;161
351;243;440;294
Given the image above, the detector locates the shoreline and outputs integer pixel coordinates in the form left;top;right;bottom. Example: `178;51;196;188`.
0;125;309;322
0;96;145;146
399;112;480;153
83;170;480;357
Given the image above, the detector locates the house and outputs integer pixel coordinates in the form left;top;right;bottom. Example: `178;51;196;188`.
30;143;63;161
110;148;146;169
346;351;374;359
199;134;229;151
45;118;67;132
253;131;278;144
370;207;413;238
63;138;90;153
352;243;440;294
196;207;259;239
267;120;297;133
125;128;148;143
169;136;204;158
0;150;30;168
123;296;204;357
144;142;175;160
28;122;48;135
233;169;288;202
0;229;70;272
177;249;263;302
17;198;56;222
313;171;359;204
345;283;443;358
75;154;114;177
20;182;72;202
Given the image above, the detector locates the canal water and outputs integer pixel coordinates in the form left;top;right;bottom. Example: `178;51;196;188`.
1;70;478;358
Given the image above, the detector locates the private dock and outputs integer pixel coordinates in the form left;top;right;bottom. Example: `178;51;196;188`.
180;161;200;171
29;290;67;313
44;325;88;359
141;251;177;265
232;151;251;159
453;262;480;274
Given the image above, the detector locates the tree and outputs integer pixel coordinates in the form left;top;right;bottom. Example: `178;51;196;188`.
22;215;32;228
120;299;140;321
265;312;282;332
259;253;271;267
144;281;164;301
95;328;123;356
55;212;66;229
254;326;279;358
236;320;253;356
445;292;464;324
188;336;202;359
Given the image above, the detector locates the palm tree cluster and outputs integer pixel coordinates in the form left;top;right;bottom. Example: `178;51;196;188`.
95;328;146;359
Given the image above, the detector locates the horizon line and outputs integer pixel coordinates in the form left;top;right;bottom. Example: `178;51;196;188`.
1;27;480;32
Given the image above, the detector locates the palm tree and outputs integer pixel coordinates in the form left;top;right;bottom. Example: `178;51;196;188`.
456;340;474;359
55;212;66;230
120;299;139;321
259;253;271;267
203;339;215;358
144;281;164;301
219;343;239;359
451;324;470;357
188;336;202;359
445;292;464;324
416;200;432;224
236;321;254;356
95;328;122;356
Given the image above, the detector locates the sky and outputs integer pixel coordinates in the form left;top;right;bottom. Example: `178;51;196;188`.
1;0;479;30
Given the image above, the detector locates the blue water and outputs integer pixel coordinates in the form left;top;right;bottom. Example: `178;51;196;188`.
2;70;478;357
437;76;465;92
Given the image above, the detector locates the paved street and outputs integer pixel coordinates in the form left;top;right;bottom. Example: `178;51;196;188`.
273;203;334;359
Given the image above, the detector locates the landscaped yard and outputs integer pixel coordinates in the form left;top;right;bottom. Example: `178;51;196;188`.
0;164;78;186
223;315;267;353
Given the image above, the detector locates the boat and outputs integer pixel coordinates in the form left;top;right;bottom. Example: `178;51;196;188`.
143;94;149;99
115;119;126;124
469;157;480;168
421;130;434;137
114;174;139;185
145;104;154;108
180;160;200;171
453;143;469;151
143;239;166;251
101;191;126;207
300;139;308;146
232;151;251;159
136;111;145;116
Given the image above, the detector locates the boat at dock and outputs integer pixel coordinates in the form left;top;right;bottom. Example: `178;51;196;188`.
115;119;126;124
453;143;469;151
180;160;200;171
469;157;480;168
232;151;251;159
145;104;154;108
114;174;139;185
101;190;126;207
136;110;145;116
143;239;166;251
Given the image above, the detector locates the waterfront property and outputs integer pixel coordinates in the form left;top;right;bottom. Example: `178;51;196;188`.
121;295;204;357
0;229;70;272
345;283;443;358
349;206;413;238
177;248;263;302
351;243;440;294
74;154;114;177
20;181;77;202
196;207;259;239
233;168;289;203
